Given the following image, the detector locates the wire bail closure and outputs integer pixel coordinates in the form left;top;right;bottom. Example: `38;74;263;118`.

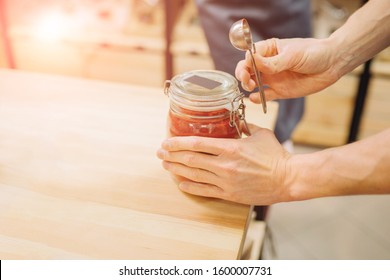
229;93;251;137
164;80;171;96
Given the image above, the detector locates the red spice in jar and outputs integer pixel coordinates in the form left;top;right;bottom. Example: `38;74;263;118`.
168;108;240;138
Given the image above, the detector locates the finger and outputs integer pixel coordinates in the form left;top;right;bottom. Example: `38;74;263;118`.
235;60;246;78
235;60;256;92
256;56;285;74
249;87;277;103
241;51;282;94
253;38;280;72
248;92;261;104
242;79;257;92
162;136;232;155
178;181;224;200
157;149;220;173
248;53;279;75
235;60;253;79
255;38;279;57
162;161;219;185
248;40;288;75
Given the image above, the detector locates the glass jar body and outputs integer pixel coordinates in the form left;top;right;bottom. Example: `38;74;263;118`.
165;70;243;139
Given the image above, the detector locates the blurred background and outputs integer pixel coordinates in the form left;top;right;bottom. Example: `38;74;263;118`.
1;0;389;259
1;0;389;147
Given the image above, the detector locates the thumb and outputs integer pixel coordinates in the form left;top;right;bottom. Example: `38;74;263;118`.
247;38;290;74
252;53;288;75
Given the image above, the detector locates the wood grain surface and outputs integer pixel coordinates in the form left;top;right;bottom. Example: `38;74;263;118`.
0;69;277;259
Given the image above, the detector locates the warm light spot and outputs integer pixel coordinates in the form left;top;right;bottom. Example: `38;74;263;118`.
35;12;68;41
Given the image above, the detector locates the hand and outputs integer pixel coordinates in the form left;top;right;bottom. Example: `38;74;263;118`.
157;124;292;205
235;38;341;103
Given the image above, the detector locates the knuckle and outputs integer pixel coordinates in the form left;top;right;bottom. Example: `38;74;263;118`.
224;143;240;156
183;153;196;166
188;137;201;150
189;168;202;182
222;162;239;179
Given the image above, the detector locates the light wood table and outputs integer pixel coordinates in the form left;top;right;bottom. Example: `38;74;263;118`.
0;69;277;259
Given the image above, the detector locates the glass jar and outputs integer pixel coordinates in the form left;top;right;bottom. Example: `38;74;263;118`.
164;70;249;139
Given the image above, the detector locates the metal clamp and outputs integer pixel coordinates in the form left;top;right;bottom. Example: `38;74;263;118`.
163;80;171;96
229;93;251;137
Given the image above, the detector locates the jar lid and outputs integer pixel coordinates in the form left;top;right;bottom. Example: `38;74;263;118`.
169;70;239;101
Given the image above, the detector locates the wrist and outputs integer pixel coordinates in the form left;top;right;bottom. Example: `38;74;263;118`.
324;34;350;79
283;152;330;202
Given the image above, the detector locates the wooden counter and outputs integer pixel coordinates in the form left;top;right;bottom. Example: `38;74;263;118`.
0;69;277;259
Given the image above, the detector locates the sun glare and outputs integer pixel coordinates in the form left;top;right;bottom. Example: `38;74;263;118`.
35;12;68;41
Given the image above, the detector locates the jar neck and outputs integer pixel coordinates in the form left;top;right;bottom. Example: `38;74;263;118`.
168;87;242;115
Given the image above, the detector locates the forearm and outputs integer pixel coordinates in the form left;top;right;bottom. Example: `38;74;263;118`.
328;0;390;77
286;129;390;201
